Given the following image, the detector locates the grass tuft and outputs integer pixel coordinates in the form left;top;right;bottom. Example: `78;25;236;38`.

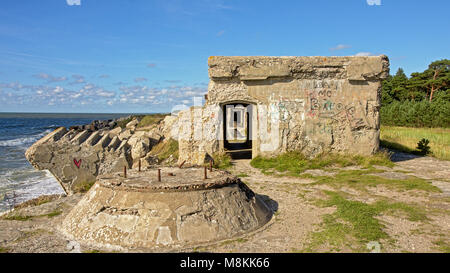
137;114;168;128
312;169;440;192
211;152;232;170
433;240;450;253
73;180;96;193
14;194;62;209
250;151;394;177
42;210;62;218
380;126;450;160
1;214;33;221
149;138;179;163
115;116;134;129
304;191;429;252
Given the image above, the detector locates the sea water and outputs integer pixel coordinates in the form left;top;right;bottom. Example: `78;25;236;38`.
0;112;129;212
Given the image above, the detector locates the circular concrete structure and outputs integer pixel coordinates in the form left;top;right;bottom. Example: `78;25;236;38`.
60;167;272;250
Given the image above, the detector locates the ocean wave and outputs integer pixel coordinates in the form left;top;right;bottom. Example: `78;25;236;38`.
0;168;64;212
0;129;52;147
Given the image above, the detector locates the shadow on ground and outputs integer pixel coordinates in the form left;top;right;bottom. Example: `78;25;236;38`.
256;194;279;213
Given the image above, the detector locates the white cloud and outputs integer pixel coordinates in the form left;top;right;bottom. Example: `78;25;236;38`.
366;0;381;6
53;86;64;94
330;44;351;51
134;77;148;83
96;90;115;98
354;52;375;56
66;0;81;6
33;73;67;83
70;74;85;85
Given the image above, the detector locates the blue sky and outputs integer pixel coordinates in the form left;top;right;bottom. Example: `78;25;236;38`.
0;0;448;113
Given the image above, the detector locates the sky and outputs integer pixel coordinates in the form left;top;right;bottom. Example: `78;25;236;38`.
0;0;448;113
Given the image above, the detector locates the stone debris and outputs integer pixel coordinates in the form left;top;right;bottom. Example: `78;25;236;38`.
25;116;174;195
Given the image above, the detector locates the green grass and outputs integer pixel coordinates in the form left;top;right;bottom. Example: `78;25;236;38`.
380;126;450;160
304;191;429;252
137;114;168;128
42;210;62;218
73;180;96;193
312;169;440;193
13;194;61;209
433;240;450;253
237;173;249;177
0;246;8;253
115;116;134;129
149;138;179;163
250;151;394;176
220;237;248;246
83;249;102;253
1;214;33;221
211;152;233;170
250;151;439;192
1;209;62;221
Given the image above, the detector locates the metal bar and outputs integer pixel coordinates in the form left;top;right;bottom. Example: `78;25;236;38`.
179;160;186;168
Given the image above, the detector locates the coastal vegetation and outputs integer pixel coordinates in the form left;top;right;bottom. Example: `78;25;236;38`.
13;194;62;209
378;59;449;160
73;180;96;193
380;59;450;128
250;151;393;176
137;113;168;128
148;138;179;163
211;152;233;170
303;191;428;252
380;126;450;160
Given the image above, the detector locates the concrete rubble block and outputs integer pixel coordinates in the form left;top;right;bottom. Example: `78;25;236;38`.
109;126;122;136
118;129;133;140
126;119;139;130
25;113;178;195
26;127;134;195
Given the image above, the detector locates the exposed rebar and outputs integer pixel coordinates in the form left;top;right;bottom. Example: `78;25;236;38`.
179;160;186;168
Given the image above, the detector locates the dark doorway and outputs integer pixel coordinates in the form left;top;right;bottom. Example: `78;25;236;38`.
223;103;252;159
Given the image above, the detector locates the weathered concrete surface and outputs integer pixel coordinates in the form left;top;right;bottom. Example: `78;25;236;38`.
178;56;390;165
24;117;170;195
59;167;272;250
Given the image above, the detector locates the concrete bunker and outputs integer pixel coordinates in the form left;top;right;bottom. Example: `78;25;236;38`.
177;56;390;165
59;167;272;250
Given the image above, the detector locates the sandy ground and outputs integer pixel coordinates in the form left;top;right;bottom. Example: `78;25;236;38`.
0;151;449;253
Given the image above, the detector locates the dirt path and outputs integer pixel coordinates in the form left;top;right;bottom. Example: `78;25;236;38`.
0;152;449;253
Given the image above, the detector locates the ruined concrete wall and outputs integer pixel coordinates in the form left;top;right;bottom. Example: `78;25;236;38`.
178;56;389;164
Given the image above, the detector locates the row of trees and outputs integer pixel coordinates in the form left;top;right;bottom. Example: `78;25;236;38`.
380;59;449;127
